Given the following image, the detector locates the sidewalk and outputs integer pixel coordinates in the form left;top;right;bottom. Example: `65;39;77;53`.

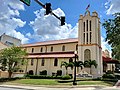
0;84;110;90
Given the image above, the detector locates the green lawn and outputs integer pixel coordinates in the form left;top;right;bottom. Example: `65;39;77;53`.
8;79;58;85
6;79;114;86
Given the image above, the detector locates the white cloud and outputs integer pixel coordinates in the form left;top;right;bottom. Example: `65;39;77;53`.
8;0;25;10
0;0;29;44
105;0;120;15
12;18;26;27
30;8;77;41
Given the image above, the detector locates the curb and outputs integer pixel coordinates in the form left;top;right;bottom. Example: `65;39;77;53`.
0;84;108;89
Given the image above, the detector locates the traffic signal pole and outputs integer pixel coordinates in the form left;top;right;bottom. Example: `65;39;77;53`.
34;0;45;8
52;13;61;20
34;0;60;20
20;0;65;25
34;0;64;25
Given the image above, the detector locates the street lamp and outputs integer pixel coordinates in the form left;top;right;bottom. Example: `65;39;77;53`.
73;51;77;85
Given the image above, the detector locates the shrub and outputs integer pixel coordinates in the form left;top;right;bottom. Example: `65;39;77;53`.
115;75;120;79
62;75;72;80
26;75;62;79
57;70;62;76
0;77;24;82
26;75;72;80
102;78;117;82
106;70;113;74
102;74;115;79
40;70;47;75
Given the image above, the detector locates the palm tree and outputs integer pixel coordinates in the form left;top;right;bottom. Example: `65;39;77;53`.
84;60;98;74
74;61;84;71
74;61;84;74
61;61;74;75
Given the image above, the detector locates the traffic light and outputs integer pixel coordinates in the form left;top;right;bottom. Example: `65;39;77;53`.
45;3;52;15
61;16;65;26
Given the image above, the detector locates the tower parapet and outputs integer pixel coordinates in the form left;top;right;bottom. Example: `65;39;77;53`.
92;11;98;17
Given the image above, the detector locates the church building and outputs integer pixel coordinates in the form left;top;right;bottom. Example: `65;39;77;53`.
21;11;103;78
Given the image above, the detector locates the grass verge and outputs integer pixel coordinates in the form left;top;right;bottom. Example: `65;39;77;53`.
5;79;114;86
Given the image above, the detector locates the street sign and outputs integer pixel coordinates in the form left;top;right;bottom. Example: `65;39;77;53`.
20;0;30;6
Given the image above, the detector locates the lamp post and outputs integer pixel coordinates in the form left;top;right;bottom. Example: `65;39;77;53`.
73;51;77;85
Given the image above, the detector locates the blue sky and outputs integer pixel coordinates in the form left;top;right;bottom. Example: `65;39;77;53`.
0;0;120;51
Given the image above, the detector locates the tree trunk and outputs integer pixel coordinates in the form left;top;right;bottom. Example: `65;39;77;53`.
8;71;12;78
65;67;68;75
90;68;92;75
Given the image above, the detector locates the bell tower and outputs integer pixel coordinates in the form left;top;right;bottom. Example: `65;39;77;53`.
78;11;103;77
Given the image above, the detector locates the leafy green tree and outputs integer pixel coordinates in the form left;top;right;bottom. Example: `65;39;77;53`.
112;45;120;60
0;46;27;78
84;60;98;74
102;13;120;60
61;61;74;75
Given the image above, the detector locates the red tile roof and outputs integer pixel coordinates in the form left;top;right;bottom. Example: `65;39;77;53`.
102;56;119;63
21;38;78;47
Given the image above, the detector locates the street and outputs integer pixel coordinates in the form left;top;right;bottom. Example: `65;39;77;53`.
0;87;26;90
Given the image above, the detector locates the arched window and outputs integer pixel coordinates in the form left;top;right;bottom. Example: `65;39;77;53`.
89;20;91;31
40;47;43;52
32;48;34;53
83;22;85;32
86;20;88;31
51;46;53;52
31;59;34;65
45;46;47;52
76;44;78;51
62;45;65;51
54;58;58;66
29;70;34;75
86;33;88;44
84;49;91;61
41;58;45;66
83;33;85;44
90;32;92;43
69;58;73;63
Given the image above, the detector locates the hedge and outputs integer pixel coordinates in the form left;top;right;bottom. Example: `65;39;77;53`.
26;75;72;80
0;77;24;82
102;74;116;79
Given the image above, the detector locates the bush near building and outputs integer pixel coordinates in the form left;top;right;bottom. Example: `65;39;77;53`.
26;74;72;80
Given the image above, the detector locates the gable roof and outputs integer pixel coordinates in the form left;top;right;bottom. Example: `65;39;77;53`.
21;38;78;47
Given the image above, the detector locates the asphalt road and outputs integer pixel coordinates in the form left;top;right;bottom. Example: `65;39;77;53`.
0;87;26;90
